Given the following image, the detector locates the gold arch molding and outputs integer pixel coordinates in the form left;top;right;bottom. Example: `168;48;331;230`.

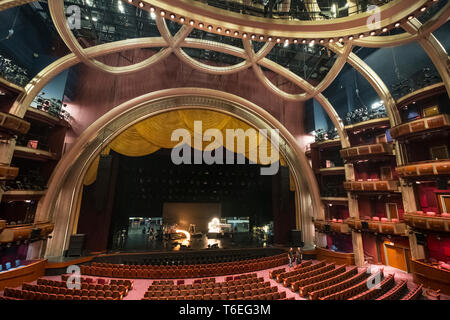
137;0;431;40
36;88;323;257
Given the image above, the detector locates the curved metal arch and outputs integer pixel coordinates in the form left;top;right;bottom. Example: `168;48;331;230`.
402;18;450;97
37;88;323;257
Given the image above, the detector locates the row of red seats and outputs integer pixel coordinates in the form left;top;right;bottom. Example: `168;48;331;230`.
319;270;384;300
141;291;288;301
276;261;326;283
145;283;276;298
349;274;395;300
376;280;408;300
291;265;346;292
299;267;358;297
92;253;286;268
36;278;129;294
283;263;335;288
3;287;117;300
309;268;370;300
81;256;287;279
148;275;260;292
28;282;127;297
60;275;134;290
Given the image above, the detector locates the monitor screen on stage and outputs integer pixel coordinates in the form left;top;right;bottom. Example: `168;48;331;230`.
162;202;222;234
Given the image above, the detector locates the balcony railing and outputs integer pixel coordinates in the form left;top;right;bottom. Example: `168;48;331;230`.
0;112;30;136
0;221;54;244
0;165;19;180
340;143;394;159
345;217;408;236
404;211;450;232
313;219;350;234
396;160;450;178
390;114;450;140
343;180;400;192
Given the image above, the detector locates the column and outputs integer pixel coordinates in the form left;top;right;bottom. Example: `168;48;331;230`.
346;163;365;266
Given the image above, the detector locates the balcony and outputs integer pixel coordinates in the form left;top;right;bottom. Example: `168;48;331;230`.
0;221;54;244
404;211;450;232
310;138;341;150
13;145;59;162
390;114;450;140
345;217;408;235
396;160;450;178
343;180;400;192
0;220;5;233
340;143;394;160
344;117;390;133
1;190;46;201
25;107;69;127
0;165;19;180
313;219;350;234
318;166;345;176
0;76;25;95
397;82;447;108
0;112;30;137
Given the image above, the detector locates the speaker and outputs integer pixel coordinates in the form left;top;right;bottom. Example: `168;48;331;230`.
289;230;303;247
67;234;86;257
436;178;448;190
415;232;426;246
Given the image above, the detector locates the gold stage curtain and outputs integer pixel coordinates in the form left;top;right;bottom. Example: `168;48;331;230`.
109;126;160;157
83;110;287;185
135;111;189;149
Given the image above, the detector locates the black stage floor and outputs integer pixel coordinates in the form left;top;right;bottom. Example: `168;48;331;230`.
109;225;272;253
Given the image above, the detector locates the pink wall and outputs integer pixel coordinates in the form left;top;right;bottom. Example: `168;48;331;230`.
427;234;450;263
64;49;307;149
358;197;404;219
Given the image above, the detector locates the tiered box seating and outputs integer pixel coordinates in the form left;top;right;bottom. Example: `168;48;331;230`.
142;273;283;300
404;211;450;232
291;265;346;293
81;253;288;279
276;261;326;283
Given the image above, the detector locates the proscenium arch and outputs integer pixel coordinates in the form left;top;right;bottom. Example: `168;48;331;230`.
37;88;323;258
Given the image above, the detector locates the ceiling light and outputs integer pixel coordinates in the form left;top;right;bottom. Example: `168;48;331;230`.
370;31;376;36
276;38;281;43
208;25;213;31
92;17;98;22
217;27;222;32
359;34;365;38
170;14;175;19
259;35;264;40
319;39;325;44
408;15;414;20
179;17;185;23
190;20;195;26
234;31;239;36
138;2;144;8
160;11;165;16
329;38;334;43
242;33;247;38
348;35;354;40
127;0;133;2
338;37;344;42
382;27;388;32
226;30;231;35
268;37;273;41
198;23;204;28
420;7;427;12
251;34;256;39
395;22;401;27
293;39;298;44
150;7;155;12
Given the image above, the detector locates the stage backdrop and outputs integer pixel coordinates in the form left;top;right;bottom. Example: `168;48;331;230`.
162;203;221;234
